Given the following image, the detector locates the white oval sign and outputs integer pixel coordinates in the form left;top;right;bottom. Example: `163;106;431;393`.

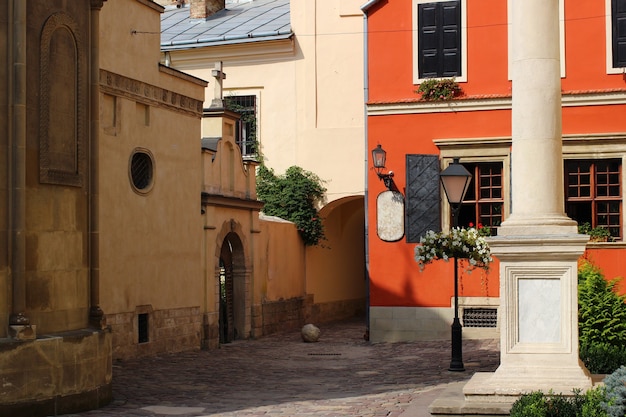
376;190;405;242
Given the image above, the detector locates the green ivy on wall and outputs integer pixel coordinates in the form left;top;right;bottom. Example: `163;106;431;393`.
256;165;327;246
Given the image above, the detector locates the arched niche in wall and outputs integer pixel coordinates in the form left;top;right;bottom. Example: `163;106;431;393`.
39;12;86;187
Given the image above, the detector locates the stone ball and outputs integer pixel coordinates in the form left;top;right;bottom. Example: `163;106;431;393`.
301;323;320;342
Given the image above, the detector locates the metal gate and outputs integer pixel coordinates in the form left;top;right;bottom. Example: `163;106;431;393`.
219;244;235;343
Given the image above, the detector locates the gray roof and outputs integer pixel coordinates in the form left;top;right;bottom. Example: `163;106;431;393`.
161;0;292;51
201;137;221;151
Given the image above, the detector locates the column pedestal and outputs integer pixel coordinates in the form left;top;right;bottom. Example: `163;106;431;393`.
464;233;592;404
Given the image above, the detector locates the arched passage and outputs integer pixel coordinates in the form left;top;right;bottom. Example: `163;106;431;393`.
306;196;366;323
217;229;248;343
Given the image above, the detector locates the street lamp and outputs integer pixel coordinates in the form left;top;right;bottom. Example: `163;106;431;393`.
439;157;472;372
371;144;394;190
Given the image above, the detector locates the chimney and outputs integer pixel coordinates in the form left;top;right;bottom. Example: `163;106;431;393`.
190;0;225;19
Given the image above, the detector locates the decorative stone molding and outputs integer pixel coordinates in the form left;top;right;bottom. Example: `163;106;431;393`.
39;12;86;187
99;69;204;118
367;90;626;116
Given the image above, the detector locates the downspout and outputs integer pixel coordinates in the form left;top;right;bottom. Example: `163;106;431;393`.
360;0;378;339
9;0;28;326
89;0;107;328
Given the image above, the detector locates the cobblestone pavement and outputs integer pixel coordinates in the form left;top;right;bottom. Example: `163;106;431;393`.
66;318;500;417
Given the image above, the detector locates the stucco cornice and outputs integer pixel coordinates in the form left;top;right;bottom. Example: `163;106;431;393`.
162;38;296;69
201;193;264;211
367;90;626;116
99;69;204;117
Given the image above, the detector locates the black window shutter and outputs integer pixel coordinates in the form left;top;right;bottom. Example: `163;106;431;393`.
613;0;626;68
418;1;461;78
406;155;441;243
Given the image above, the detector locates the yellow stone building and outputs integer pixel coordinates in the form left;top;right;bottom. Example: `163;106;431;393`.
1;0;343;414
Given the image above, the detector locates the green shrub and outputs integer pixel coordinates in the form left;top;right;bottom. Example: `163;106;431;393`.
510;391;548;417
256;165;326;246
578;261;626;374
603;366;626;417
510;389;608;417
580;342;626;376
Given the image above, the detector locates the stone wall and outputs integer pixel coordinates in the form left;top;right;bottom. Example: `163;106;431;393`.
305;296;366;325
259;297;305;335
107;306;202;360
0;329;112;417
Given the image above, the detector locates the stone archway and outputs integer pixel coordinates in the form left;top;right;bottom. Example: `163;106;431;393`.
217;230;248;343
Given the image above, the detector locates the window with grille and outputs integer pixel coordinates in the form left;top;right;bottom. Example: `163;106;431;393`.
225;95;258;157
457;162;504;234
565;159;622;240
129;149;154;193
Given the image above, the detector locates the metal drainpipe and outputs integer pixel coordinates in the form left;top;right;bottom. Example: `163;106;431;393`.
360;0;377;338
9;0;28;325
89;1;106;327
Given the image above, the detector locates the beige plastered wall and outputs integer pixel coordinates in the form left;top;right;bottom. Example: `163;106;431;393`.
162;0;366;317
165;0;365;205
257;216;306;301
98;0;206;357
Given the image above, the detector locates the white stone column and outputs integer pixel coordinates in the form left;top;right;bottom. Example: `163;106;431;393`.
500;0;576;236
463;0;592;404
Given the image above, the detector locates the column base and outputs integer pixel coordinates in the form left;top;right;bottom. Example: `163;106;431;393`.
8;325;37;340
464;369;592;402
497;214;578;236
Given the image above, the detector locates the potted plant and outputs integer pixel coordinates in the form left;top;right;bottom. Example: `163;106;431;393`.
416;78;463;101
578;222;614;242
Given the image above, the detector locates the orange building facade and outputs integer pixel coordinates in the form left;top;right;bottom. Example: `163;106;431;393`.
364;0;626;341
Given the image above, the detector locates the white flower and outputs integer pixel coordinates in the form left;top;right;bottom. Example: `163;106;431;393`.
414;227;492;272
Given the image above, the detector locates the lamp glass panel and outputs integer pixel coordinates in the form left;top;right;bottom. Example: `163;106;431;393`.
441;175;471;204
372;147;386;168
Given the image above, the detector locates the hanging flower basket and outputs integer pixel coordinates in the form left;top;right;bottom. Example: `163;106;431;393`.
414;226;492;272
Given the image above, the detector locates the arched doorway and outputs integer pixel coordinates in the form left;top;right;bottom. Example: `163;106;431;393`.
218;232;246;343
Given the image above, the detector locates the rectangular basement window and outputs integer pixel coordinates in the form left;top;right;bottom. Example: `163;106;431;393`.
138;313;149;343
462;308;497;328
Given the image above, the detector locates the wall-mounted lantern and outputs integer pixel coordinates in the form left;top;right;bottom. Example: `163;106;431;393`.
372;144;394;190
371;144;404;241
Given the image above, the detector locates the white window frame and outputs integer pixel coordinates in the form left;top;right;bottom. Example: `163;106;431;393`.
606;0;626;74
507;0;565;79
435;137;511;232
412;0;468;84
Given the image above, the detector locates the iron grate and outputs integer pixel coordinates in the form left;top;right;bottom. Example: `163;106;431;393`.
130;152;153;190
462;308;497;328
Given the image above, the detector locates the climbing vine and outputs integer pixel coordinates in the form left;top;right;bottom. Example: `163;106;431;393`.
256;165;327;246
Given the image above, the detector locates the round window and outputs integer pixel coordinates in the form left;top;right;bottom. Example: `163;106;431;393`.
129;150;154;193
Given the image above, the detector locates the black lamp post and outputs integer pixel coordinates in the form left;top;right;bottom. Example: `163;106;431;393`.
371;144;394;190
439;158;472;372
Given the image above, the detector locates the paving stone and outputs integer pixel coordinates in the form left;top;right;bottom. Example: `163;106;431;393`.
68;318;499;417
